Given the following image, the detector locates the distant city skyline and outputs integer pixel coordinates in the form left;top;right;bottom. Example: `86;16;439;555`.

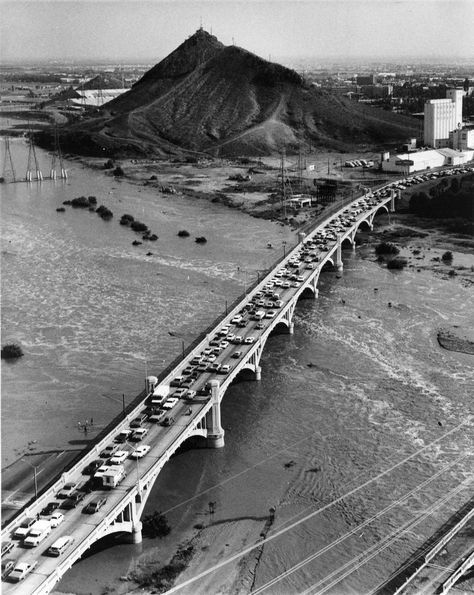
1;0;473;64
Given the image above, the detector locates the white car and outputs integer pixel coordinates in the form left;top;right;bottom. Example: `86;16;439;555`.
8;561;38;582
109;451;129;465
219;364;232;374
244;337;255;344
163;397;179;410
50;512;64;528
130;445;151;459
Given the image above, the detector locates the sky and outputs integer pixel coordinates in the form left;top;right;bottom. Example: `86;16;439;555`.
1;0;473;64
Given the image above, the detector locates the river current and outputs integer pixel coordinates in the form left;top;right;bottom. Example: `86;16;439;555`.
1;138;473;594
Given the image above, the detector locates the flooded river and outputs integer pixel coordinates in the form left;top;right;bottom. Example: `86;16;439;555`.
1;138;473;594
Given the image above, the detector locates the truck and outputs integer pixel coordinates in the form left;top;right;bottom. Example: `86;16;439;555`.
101;465;127;489
23;520;52;547
150;384;169;407
253;310;266;321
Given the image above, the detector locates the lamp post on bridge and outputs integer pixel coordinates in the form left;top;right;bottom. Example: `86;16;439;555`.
125;441;141;495
282;241;287;258
21;458;39;500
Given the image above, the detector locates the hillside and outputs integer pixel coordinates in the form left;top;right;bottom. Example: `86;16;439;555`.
35;29;419;157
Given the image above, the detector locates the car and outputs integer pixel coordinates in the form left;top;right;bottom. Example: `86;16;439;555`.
13;517;37;538
218;364;232;374
255;322;265;330
208;363;221;373
8;560;37;582
130;428;148;442
149;411;165;423
39;501;60;518
182;366;195;376
130;445;151;459
83;459;103;473
266;311;276;318
231;351;242;358
197;362;209;372
1;558;15;581
220;340;229;349
207;354;217;362
161;416;175;427
115;429;132;443
57;482;77;499
83;497;107;514
233;336;243;344
226;333;235;342
100;444;120;458
172;388;187;398
163;397;179;410
61;492;85;510
130;414;148;428
109;450;129;465
244;337;255;344
237;320;247;327
50;512;65;527
184;389;196;400
1;541;14;556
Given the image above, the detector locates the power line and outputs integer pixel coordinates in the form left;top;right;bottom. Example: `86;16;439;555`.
304;478;472;595
163;418;472;594
251;453;471;594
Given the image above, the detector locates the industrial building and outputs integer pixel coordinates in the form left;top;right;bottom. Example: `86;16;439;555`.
380;148;473;174
450;126;474;150
423;89;464;148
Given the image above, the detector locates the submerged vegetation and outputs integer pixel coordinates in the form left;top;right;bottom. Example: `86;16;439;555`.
1;343;24;360
375;242;400;255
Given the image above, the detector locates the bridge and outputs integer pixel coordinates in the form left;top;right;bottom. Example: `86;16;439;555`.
2;183;401;594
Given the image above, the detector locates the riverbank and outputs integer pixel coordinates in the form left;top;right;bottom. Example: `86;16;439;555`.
437;326;474;355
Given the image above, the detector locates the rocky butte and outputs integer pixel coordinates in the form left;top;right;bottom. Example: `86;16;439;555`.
36;29;418;158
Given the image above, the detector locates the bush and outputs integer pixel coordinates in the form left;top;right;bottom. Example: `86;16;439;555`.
120;214;134;226
442;251;453;262
177;230;190;237
1;343;24;359
103;159;114;169
375;242;400;255
56;207;66;212
96;205;113;220
142;512;171;539
387;257;408;270
130;221;148;232
71;196;91;208
113;166;125;176
195;236;207;244
88;196;97;204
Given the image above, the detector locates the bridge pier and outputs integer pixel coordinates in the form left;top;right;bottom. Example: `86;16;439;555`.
390;189;396;212
207;380;225;448
255;365;262;381
335;238;343;273
288;322;295;334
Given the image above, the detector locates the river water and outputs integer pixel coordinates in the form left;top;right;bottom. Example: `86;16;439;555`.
1;138;473;594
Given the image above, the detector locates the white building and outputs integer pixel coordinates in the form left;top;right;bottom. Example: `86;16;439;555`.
381;148;473;174
423;89;464;148
71;89;126;107
450;127;474;150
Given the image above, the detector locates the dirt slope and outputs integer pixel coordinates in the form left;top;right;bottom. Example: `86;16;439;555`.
36;29;419;157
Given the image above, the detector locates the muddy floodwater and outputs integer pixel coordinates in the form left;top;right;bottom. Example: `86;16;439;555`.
2;137;473;594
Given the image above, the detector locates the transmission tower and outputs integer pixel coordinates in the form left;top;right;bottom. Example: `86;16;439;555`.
50;126;67;179
280;150;293;219
25;123;42;182
2;135;17;182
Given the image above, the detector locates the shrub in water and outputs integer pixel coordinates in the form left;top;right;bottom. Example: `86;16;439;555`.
195;236;207;244
375;242;400;255
130;221;148;232
113;166;125;176
1;343;24;360
96;205;113;220
177;230;190;237
442;251;453;262
387;257;408;270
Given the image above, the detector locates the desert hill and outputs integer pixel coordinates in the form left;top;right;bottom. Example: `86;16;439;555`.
83;74;125;90
36;29;419;157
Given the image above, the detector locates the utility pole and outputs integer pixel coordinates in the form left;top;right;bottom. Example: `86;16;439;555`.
2;135;16;182
281;149;287;220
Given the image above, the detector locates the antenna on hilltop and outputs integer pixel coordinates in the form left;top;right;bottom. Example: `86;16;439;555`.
199;16;203;30
232;36;235;45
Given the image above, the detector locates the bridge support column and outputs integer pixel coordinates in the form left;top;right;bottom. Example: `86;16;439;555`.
288;322;295;334
124;500;143;544
255;365;262;381
207;379;225;448
390;189;396;213
335;238;343;273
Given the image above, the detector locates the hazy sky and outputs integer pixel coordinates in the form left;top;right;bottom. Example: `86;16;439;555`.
1;0;473;63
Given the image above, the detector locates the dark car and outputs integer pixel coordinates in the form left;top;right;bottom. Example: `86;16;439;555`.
1;542;14;556
61;491;85;509
83;459;103;474
83;496;107;514
161;416;175;427
1;558;15;581
40;501;60;518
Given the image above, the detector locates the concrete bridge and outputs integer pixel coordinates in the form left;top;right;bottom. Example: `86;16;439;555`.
2;183;400;594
